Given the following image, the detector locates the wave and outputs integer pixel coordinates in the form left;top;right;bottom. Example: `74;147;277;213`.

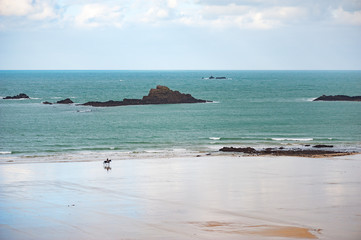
0;151;12;154
209;137;221;140
272;138;314;141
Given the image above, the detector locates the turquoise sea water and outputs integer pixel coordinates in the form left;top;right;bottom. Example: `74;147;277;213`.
0;70;360;162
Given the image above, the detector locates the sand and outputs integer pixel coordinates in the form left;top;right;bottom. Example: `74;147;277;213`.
1;154;361;240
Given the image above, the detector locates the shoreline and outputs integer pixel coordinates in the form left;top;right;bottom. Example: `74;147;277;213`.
1;154;360;239
1;147;360;164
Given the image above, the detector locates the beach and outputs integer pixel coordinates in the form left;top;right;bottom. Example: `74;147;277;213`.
1;154;361;240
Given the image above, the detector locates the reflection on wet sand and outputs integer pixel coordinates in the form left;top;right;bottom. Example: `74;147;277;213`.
190;221;319;238
0;154;360;240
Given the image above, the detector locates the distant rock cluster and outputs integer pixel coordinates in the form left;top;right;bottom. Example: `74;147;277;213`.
2;86;208;107
219;146;354;157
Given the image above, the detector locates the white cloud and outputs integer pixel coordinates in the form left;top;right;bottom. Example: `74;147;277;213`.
167;0;177;8
0;0;33;16
74;4;124;28
0;0;58;19
332;7;361;25
177;4;308;29
1;0;361;30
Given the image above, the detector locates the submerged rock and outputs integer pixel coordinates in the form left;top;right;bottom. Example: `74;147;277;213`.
313;95;361;102
3;93;30;99
82;85;209;107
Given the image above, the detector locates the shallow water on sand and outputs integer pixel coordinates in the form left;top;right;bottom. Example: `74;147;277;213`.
1;155;360;239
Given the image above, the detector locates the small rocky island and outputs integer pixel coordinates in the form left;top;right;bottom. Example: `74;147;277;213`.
81;85;209;107
3;93;30;99
313;95;361;102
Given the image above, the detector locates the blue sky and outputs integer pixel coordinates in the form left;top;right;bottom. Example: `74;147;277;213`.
0;0;360;70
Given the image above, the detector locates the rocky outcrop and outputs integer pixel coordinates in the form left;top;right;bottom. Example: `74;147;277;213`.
219;147;257;154
82;85;209;107
313;145;333;148
219;146;354;157
3;93;30;99
57;98;74;104
313;95;361;102
42;98;74;105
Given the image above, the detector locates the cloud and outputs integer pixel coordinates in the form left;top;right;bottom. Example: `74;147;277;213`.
332;7;361;25
74;4;124;28
0;0;59;19
1;0;361;30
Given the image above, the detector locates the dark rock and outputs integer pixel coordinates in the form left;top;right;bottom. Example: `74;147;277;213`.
313;145;333;148
313;95;361;102
219;146;352;157
82;85;209;107
219;147;257;154
82;100;124;107
3;93;30;99
42;101;53;105
142;85;206;104
57;98;74;104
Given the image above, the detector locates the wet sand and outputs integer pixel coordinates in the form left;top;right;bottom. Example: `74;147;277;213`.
1;154;361;240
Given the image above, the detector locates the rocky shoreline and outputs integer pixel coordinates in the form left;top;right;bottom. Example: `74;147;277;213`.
219;146;358;158
313;95;361;101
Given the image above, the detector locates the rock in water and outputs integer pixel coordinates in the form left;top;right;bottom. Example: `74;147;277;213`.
141;85;206;104
81;85;209;107
313;95;361;101
3;93;30;99
219;147;257;153
313;145;333;148
56;98;74;104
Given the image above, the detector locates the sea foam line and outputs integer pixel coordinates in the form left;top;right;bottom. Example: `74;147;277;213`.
0;151;12;154
272;138;314;141
209;137;221;140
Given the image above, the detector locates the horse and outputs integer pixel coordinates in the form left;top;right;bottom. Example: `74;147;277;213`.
103;158;112;165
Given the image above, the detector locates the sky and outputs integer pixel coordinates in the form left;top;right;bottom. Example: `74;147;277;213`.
0;0;360;70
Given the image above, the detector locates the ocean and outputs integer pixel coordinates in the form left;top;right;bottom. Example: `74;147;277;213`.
1;70;360;163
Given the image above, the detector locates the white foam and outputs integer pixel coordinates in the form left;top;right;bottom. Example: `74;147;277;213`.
272;138;314;141
209;137;221;140
0;151;11;154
